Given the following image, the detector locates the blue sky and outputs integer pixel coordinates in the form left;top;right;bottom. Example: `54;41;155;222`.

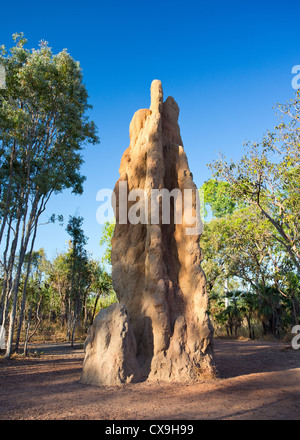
1;0;299;261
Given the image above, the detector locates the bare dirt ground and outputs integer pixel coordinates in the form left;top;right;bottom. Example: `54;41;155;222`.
0;339;299;420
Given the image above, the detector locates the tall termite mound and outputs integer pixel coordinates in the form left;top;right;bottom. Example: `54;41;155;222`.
80;80;215;385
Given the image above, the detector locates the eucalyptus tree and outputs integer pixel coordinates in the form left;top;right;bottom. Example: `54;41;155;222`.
201;204;279;292
209;90;300;273
202;92;300;336
66;215;88;346
0;33;99;358
14;248;48;352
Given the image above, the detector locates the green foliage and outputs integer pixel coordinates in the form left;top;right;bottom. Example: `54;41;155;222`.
201;179;238;218
40;244;115;336
89;289;117;314
99;219;115;267
209;90;300;273
0;34;99;203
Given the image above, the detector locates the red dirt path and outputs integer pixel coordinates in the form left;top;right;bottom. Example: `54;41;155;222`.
0;339;299;420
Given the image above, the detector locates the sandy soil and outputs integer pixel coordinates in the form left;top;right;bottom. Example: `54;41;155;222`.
0;339;299;420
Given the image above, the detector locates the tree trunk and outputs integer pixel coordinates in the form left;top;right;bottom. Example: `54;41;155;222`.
25;298;42;351
91;292;102;324
23;306;32;356
15;220;39;352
